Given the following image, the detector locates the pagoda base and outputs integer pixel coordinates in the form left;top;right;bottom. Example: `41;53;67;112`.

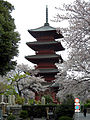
35;89;58;104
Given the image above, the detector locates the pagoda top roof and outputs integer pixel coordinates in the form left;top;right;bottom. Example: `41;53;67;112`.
28;25;63;39
28;6;63;39
29;25;57;32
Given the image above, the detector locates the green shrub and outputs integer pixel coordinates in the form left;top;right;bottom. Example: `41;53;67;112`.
20;110;28;119
28;99;41;105
43;95;53;104
16;95;25;105
84;103;90;108
86;99;90;104
22;104;74;119
22;105;56;118
62;94;74;105
7;114;15;120
28;99;34;105
54;104;74;120
54;94;74;120
59;116;72;120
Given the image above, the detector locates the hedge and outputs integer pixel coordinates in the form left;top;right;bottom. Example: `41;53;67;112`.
22;104;74;119
22;105;56;118
84;103;90;108
54;104;74;120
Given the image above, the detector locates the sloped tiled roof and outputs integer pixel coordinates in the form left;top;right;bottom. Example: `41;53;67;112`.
38;68;58;74
26;41;65;51
28;25;63;39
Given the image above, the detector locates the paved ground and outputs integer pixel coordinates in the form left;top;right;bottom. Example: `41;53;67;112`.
74;112;90;120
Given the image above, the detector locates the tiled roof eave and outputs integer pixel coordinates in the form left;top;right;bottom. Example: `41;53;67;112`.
38;68;59;73
25;54;60;59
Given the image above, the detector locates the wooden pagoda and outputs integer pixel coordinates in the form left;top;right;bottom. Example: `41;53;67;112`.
25;6;64;102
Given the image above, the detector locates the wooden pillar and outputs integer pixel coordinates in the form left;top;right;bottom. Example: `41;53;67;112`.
35;93;40;101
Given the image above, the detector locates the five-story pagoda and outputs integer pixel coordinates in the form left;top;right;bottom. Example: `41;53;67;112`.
25;6;64;101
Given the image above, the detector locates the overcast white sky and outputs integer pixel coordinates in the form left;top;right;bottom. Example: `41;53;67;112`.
6;0;75;67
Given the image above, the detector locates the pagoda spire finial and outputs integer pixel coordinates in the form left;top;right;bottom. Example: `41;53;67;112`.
46;5;48;24
44;5;49;26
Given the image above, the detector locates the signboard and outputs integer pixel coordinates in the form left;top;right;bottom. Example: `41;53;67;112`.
75;105;80;110
75;110;80;112
74;103;80;105
74;98;80;112
74;98;80;103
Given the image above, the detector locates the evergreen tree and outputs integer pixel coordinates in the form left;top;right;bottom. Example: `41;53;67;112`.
0;0;20;75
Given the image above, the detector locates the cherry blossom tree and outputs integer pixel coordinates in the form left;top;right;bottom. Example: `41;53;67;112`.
54;0;90;101
55;62;90;102
5;64;48;99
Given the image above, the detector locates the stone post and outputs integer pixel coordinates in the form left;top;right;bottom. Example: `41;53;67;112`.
8;95;12;105
1;95;4;102
12;95;15;105
41;97;45;105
